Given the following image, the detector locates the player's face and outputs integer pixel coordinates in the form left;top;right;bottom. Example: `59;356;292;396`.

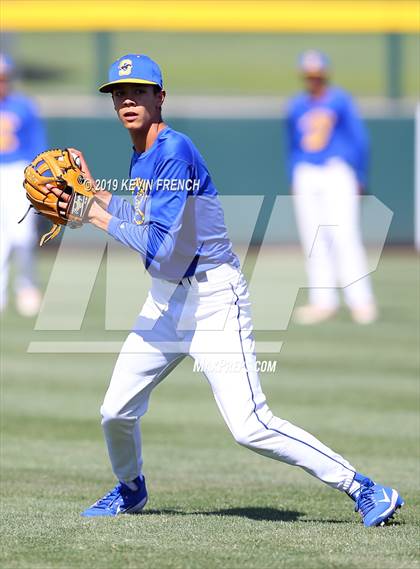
0;74;10;99
112;84;164;130
303;74;327;96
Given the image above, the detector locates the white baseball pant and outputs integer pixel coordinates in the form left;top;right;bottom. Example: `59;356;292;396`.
293;158;374;310
0;161;37;308
101;263;357;492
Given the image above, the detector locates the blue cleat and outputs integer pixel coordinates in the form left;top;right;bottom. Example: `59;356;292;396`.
352;473;404;527
81;476;148;517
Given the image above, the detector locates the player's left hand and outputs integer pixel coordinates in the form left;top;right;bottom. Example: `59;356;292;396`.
44;183;111;231
45;183;71;218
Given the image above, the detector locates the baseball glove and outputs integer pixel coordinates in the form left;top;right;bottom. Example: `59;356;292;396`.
22;148;96;245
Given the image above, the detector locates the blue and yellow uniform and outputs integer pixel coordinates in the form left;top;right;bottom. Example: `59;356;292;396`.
286;86;369;186
0;54;46;315
287;50;375;321
107;126;239;280
81;54;404;529
0;92;46;163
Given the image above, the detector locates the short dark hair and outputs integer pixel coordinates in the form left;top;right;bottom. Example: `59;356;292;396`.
153;85;162;94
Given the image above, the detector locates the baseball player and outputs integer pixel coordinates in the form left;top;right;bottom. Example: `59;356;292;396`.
51;54;402;526
0;54;47;316
286;50;377;325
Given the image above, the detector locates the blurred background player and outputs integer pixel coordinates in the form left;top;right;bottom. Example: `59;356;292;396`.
0;53;47;316
286;50;377;325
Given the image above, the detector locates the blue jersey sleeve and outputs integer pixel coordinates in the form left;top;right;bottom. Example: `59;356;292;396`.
106;153;141;221
107;158;192;264
107;195;135;222
341;94;369;186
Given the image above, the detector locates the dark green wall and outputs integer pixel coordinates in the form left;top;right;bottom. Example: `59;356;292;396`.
45;116;414;244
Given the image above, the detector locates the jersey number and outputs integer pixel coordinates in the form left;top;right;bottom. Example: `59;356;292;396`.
0;111;20;153
300;109;335;153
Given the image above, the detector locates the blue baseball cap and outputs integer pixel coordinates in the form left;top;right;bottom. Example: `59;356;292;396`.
99;54;163;93
0;53;15;76
299;50;330;76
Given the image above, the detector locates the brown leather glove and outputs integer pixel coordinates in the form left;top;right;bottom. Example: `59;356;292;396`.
22;148;96;245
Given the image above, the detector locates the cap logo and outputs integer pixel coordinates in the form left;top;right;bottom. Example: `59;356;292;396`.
118;59;133;76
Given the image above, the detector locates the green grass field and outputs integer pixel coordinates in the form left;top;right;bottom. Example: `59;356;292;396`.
12;31;420;97
1;249;419;569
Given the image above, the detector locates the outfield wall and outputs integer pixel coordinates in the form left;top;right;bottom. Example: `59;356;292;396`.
45;116;414;245
4;1;418;32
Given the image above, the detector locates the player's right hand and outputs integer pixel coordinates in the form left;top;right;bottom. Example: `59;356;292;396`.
67;147;112;208
67;147;96;188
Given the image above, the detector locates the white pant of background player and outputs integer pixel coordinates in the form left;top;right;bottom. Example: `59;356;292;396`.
293;159;375;322
0;161;40;315
102;263;358;494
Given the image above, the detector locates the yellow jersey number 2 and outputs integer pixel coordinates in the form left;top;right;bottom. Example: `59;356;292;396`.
300;108;336;153
0;111;20;153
